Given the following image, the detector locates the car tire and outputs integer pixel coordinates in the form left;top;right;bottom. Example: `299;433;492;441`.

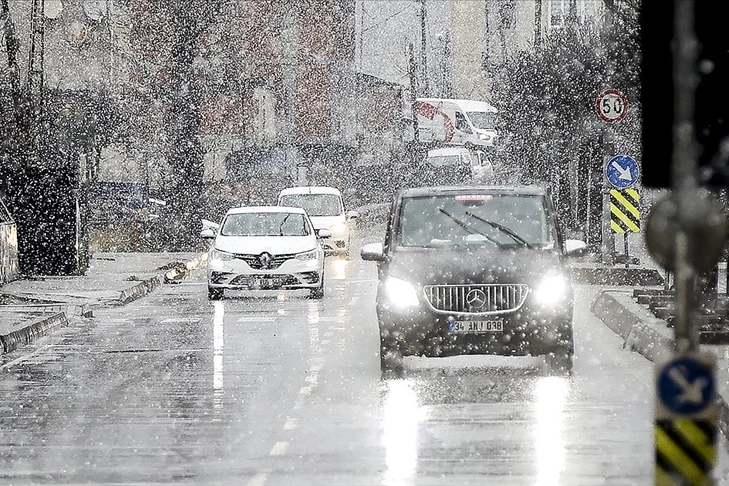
208;286;224;300
379;330;404;378
309;273;324;299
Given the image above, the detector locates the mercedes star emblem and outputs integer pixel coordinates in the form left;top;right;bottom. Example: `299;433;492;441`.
466;289;487;309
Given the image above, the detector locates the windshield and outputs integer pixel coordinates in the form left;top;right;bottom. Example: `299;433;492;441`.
279;193;344;217
397;194;551;248
220;212;311;236
425;155;465;167
466;111;498;130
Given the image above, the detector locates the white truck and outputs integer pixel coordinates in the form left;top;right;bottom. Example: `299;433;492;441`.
414;98;499;148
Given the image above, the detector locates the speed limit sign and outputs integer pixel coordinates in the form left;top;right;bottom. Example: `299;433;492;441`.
596;88;629;123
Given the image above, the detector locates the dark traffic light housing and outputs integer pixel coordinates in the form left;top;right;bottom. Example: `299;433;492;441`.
641;2;729;188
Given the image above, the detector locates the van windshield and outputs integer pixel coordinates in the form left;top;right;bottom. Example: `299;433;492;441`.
426;155;465;167
467;111;498;130
397;194;553;248
279;193;343;217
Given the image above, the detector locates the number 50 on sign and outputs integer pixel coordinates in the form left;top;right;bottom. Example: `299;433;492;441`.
596;88;629;123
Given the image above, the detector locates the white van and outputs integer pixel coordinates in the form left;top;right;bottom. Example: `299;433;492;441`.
415;98;499;148
277;186;359;257
424;147;495;184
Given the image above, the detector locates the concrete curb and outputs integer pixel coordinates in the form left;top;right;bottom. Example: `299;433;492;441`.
118;275;163;305
1;312;68;354
591;289;729;442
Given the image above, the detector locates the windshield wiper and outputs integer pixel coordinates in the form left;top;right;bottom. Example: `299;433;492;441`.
437;208;502;246
278;214;292;236
463;211;533;248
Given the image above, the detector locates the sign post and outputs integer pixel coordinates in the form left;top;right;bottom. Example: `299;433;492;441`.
643;2;727;484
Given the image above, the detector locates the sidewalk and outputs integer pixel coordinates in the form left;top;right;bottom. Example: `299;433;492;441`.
0;251;207;354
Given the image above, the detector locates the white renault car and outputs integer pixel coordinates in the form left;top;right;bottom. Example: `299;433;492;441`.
201;206;329;300
277;186;359;257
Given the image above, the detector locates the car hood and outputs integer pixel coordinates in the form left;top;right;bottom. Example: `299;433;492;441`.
214;235;317;255
386;246;566;286
309;214;345;230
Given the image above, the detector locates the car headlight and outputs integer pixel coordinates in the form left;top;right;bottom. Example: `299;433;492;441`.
296;249;318;261
330;222;348;236
211;248;234;261
383;276;420;310
532;272;569;307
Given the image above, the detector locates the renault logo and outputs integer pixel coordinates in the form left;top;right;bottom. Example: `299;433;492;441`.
466;289;487;309
258;252;272;269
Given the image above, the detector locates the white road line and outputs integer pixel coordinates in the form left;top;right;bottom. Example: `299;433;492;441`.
269;441;289;456
246;472;270;486
284;417;298;430
0;344;52;371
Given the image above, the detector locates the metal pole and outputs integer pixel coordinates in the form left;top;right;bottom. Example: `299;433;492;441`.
672;0;700;353
624;233;629;269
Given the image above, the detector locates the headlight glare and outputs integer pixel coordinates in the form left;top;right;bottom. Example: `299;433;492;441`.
532;273;569;306
383;276;419;309
330;222;348;235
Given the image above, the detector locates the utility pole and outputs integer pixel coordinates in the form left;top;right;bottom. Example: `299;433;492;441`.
418;0;428;96
1;0;23;125
533;0;542;49
26;0;45;161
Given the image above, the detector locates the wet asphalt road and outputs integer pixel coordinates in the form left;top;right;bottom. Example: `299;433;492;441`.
1;253;729;485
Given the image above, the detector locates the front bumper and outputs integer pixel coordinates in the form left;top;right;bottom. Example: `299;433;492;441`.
207;257;323;290
377;302;573;357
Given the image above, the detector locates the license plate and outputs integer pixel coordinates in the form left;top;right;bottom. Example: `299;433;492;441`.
450;320;504;334
248;278;281;289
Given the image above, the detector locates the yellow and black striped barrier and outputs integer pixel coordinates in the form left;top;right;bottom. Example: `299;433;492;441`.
610;188;640;233
655;418;716;485
655;351;718;485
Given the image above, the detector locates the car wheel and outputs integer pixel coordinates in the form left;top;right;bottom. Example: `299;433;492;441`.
208;286;224;300
309;273;324;299
379;330;404;378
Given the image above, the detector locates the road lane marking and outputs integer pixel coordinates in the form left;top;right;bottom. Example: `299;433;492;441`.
269;441;289;456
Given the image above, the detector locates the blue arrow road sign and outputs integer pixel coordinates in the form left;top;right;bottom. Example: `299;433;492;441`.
658;356;715;415
605;155;640;189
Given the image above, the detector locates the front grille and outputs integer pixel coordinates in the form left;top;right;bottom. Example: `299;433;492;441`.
233;253;295;270
423;284;529;315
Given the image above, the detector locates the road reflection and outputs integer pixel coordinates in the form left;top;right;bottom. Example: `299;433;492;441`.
382;379;426;486
534;376;570;486
213;301;225;416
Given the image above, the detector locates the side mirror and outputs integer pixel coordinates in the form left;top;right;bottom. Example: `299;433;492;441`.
200;228;216;239
360;242;386;262
317;228;332;238
564;239;588;258
346;210;360;220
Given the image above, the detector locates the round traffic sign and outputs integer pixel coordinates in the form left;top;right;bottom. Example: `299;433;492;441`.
596;88;629;123
605;155;639;189
658;356;715;416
